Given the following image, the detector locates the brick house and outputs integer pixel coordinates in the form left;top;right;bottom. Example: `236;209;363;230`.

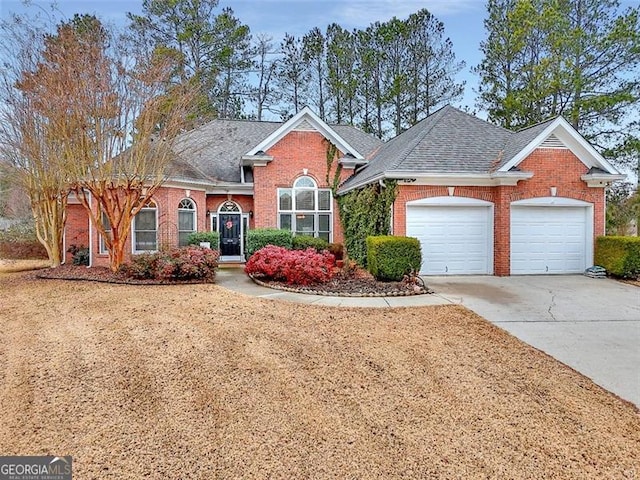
65;105;623;275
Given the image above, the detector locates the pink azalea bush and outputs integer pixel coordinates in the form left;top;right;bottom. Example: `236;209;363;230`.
245;245;335;286
120;246;219;281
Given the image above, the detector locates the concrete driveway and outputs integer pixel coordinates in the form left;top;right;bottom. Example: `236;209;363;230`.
427;275;640;408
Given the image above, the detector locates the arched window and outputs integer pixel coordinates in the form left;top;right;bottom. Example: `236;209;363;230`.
277;176;332;241
178;198;196;246
133;201;157;252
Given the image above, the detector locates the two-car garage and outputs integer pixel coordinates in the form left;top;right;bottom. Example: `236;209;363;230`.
405;196;593;275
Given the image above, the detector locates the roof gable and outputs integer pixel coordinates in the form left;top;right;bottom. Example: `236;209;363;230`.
498;117;619;174
247;107;365;159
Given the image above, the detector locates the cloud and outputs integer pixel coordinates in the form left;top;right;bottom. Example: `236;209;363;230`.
337;0;483;27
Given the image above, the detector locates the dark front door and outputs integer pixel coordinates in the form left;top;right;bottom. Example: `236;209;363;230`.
220;213;241;256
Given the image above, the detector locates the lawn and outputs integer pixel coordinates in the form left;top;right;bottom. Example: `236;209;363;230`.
0;272;638;479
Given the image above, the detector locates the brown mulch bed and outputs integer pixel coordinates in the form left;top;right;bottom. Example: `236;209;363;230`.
33;263;428;296
0;273;638;479
34;264;213;285
253;268;428;296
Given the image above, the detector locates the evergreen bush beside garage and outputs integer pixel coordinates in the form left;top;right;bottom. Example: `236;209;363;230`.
595;236;640;279
366;235;422;281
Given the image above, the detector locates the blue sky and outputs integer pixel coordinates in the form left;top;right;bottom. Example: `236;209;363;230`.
0;0;488;110
0;0;636;114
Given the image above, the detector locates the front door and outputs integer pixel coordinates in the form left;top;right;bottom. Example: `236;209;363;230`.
219;213;241;256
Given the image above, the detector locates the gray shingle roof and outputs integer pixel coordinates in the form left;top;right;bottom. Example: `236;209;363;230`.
173;118;383;184
499;118;556;170
174;119;281;183
340;106;514;190
339;106;564;192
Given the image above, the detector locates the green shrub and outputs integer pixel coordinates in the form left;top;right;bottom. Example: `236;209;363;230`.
292;235;329;252
67;244;90;266
246;228;293;257
187;231;220;250
595;236;640;279
366;235;422;281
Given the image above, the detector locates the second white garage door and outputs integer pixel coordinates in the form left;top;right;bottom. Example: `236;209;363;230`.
406;198;493;275
511;199;592;274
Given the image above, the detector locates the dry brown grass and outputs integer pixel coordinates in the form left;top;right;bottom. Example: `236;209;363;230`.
0;273;638;479
0;258;50;274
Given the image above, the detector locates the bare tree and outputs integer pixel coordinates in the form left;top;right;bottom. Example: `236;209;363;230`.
0;12;69;266
1;13;197;271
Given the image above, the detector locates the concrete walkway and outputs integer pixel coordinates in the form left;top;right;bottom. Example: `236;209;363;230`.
215;268;450;308
216;269;639;407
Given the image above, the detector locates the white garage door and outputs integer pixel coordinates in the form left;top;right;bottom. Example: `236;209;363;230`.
511;203;591;274
406;198;493;275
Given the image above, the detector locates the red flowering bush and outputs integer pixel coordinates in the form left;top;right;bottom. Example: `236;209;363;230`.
119;246;219;281
245;245;335;286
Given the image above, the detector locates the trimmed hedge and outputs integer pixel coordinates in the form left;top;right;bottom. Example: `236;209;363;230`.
246;228;293;257
595;236;640;279
187;231;220;250
366;235;422;281
292;235;329;252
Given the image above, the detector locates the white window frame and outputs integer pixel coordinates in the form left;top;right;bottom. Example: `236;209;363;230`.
277;176;332;242
98;211;111;255
132;202;158;253
177;198;197;247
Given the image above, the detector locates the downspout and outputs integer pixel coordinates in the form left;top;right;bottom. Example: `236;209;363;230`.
88;191;93;268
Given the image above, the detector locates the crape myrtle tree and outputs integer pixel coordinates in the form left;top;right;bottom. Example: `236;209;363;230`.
11;14;197;272
0;12;71;266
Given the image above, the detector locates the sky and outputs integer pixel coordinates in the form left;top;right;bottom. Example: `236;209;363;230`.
0;0;636;116
0;0;488;112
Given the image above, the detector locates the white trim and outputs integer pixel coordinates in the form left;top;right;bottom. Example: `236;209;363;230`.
581;172;626;187
206;183;254;195
510;197;592;207
178;198;197;246
131;203;158;254
499;117;620;174
217;201;245;259
88;192;92;267
339;171;533;194
406;196;494;207
247;107;364;160
510;199;594;273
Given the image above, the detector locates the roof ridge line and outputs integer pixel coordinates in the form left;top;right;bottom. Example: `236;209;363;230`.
385;106;450;171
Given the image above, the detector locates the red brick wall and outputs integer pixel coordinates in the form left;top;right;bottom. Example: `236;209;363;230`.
64;204;89;264
253;131;350;243
85;186;207;268
392;148;605;276
206;195;255;230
